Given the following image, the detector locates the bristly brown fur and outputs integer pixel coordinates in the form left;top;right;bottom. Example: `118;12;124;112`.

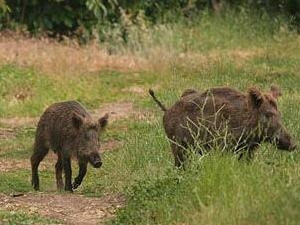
157;86;296;167
31;101;109;192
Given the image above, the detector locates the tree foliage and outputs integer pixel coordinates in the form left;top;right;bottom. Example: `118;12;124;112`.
0;0;300;37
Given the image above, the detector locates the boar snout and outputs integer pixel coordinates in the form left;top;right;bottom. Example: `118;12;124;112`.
276;129;296;151
276;139;297;151
94;161;102;168
89;152;102;168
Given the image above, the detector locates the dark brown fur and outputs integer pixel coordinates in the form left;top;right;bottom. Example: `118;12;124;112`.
149;86;296;167
31;101;108;191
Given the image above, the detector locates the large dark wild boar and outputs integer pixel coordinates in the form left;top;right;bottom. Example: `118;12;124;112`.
149;86;296;167
31;101;108;192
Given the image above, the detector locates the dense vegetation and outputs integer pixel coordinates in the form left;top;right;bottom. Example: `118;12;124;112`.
1;0;300;41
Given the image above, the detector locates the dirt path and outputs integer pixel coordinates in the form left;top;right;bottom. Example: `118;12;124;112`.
0;102;136;129
0;192;125;225
0;158;51;172
0;127;17;139
0;138;120;172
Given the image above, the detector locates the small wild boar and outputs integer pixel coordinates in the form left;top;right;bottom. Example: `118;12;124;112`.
149;86;296;167
31;101;108;192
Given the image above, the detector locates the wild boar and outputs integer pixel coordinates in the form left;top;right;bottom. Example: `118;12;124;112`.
149;86;296;167
31;101;108;192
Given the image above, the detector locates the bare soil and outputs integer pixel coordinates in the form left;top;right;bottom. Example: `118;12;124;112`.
0;158;50;172
91;102;135;122
0;127;17;140
0;102;136;129
0;192;125;225
102;140;122;152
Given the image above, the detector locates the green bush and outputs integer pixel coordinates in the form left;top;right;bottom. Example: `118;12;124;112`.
1;0;300;40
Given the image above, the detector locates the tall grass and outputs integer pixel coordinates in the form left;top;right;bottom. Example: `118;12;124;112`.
0;65;159;117
97;9;292;54
109;144;300;225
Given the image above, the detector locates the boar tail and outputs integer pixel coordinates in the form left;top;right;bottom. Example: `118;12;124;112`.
149;89;167;111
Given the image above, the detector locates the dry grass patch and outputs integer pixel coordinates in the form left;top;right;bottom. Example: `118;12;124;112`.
0;33;265;77
0;34;148;76
171;47;263;72
91;102;135;122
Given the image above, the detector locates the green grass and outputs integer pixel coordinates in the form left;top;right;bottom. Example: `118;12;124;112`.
0;210;60;225
0;10;300;225
0;170;35;193
0;66;160;117
110;150;300;225
0;127;35;159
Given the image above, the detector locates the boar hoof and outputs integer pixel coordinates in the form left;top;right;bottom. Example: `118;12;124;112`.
72;182;80;190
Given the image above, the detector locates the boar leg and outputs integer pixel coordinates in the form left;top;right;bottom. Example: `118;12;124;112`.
238;144;259;161
72;160;88;190
62;156;73;192
31;142;49;191
55;152;64;190
171;142;187;168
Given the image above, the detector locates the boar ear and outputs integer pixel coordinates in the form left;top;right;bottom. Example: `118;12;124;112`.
99;113;109;129
248;87;263;108
270;85;282;99
72;112;84;129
